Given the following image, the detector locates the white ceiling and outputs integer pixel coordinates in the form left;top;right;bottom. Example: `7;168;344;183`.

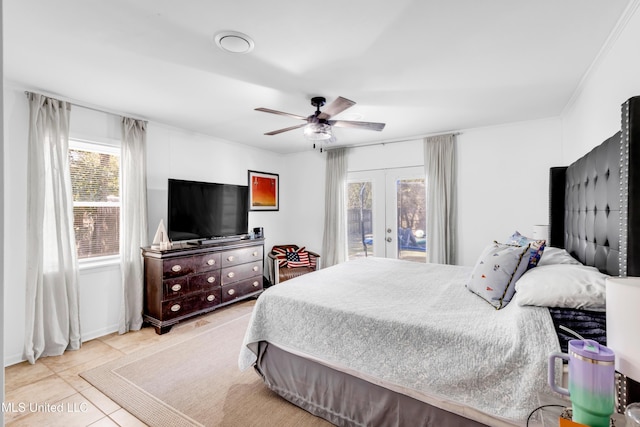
4;0;633;154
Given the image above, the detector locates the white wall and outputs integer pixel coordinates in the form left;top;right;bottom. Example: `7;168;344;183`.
281;126;564;268
3;84;285;366
562;3;640;162
277;140;430;258
145;121;286;251
4;2;640;366
457;119;563;265
1;3;5;416
4;86;32;366
348;125;564;267
277;149;326;254
347;139;425;172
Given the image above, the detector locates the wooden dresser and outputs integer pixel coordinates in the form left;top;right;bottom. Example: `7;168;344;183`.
142;238;264;334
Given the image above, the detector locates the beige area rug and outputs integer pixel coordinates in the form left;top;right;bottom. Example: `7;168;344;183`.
80;304;332;427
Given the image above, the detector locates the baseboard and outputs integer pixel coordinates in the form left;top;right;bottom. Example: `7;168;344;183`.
81;324;119;342
4;324;119;367
5;352;26;367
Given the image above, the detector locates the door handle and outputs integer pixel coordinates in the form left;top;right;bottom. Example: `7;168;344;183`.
386;237;392;242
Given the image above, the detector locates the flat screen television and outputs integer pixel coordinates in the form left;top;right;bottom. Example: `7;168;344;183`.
167;179;249;242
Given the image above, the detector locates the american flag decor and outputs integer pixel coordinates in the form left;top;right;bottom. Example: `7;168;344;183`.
286;248;310;268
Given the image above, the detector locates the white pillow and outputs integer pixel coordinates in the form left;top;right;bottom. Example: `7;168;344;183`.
515;264;608;310
537;247;581;266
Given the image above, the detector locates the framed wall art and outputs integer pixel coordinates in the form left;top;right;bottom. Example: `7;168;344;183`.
248;170;279;211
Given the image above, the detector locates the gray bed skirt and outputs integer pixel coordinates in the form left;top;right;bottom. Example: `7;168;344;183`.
254;341;489;427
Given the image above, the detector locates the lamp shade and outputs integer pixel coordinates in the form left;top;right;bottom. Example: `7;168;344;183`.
532;224;549;241
606;277;640;382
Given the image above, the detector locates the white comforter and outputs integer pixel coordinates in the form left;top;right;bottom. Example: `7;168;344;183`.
239;257;560;422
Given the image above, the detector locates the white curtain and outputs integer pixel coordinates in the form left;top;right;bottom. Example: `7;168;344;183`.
119;118;148;334
24;93;81;364
321;148;348;267
424;134;457;264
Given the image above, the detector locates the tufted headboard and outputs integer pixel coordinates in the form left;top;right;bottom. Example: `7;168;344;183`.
549;96;640;277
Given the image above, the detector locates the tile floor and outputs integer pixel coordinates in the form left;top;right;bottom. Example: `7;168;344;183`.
4;300;255;426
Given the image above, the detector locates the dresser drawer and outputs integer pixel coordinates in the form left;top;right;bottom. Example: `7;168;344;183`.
221;261;263;285
221;277;262;303
221;246;264;267
190;270;221;291
143;239;264;334
161;290;221;320
200;288;222;308
162;257;194;279
193;252;221;273
162;277;189;298
161;296;197;320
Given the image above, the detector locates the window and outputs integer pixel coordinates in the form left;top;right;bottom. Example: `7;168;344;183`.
68;140;120;260
347;180;373;260
346;168;426;262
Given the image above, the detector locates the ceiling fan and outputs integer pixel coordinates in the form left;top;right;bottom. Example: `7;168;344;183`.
255;96;385;143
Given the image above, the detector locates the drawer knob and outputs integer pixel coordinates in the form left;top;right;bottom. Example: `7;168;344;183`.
170;304;181;312
227;272;235;278
252;251;258;257
207;259;215;266
171;284;182;292
207;276;216;283
227;255;235;262
228;289;236;296
252;266;259;272
252;281;259;287
207;294;216;302
171;264;182;273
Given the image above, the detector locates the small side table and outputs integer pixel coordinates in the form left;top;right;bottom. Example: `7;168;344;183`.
537;392;625;426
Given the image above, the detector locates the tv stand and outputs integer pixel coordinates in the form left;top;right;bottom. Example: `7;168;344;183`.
142;238;264;334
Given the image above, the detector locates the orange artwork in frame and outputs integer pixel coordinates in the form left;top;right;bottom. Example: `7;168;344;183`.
248;170;279;211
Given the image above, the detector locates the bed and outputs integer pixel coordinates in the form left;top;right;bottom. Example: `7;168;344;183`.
239;95;640;426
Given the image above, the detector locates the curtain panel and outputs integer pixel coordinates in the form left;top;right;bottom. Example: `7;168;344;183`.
424;134;457;265
321;148;348;267
24;93;81;364
119;117;148;334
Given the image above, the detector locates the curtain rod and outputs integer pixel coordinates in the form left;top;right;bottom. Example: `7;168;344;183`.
326;131;461;151
24;90;148;123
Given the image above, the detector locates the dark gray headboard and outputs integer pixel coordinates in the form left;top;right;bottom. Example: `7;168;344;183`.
549;96;640;277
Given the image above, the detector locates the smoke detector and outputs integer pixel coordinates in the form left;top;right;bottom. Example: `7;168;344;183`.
214;31;255;54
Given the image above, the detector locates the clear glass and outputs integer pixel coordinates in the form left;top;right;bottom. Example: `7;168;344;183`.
626;402;640;426
395;178;426;263
69;147;121;259
347;181;373;260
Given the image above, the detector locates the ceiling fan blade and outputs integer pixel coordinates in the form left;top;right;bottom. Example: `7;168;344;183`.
318;96;356;119
264;123;307;135
255;107;308;121
330;120;386;132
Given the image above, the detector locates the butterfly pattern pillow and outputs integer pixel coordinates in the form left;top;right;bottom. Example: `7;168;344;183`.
466;241;532;309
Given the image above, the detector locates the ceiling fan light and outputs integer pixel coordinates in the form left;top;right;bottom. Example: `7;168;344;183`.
304;123;332;140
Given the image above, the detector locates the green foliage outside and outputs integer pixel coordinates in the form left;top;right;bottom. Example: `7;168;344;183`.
69;149;119;202
69;149;120;259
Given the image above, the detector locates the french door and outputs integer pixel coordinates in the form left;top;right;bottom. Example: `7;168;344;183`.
347;167;426;262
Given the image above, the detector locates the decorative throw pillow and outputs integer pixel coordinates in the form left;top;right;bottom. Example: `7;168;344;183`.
466;241;532;309
272;246;289;268
286;247;310;268
505;231;546;269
